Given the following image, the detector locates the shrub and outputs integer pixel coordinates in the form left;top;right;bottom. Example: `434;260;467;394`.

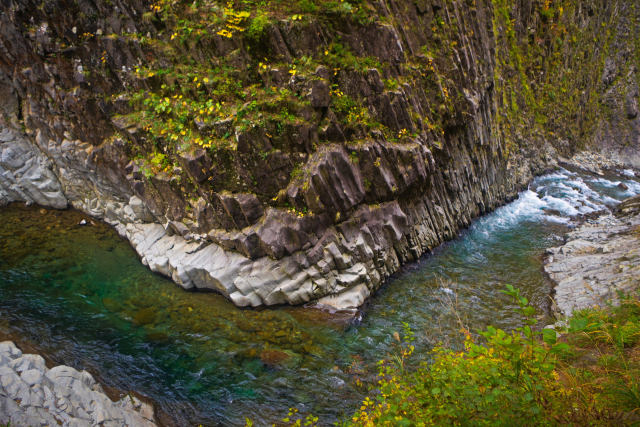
348;286;640;426
349;285;570;426
273;288;640;426
247;12;270;40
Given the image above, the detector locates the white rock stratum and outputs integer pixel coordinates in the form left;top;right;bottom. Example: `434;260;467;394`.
0;341;156;427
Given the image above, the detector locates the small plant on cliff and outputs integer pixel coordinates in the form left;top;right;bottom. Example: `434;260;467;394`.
282;407;319;426
247;11;270;40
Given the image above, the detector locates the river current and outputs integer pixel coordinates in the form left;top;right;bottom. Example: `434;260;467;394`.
1;167;639;425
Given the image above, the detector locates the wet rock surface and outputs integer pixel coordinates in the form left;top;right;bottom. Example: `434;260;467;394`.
561;151;640;177
0;341;156;427
545;195;640;316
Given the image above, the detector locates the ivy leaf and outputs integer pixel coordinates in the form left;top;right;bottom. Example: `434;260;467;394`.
542;328;557;345
550;342;571;354
568;317;589;332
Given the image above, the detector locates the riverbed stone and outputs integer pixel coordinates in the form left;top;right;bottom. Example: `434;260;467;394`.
317;283;371;311
0;341;22;359
21;368;44;386
545;195;640;316
0;341;156;426
10;353;46;373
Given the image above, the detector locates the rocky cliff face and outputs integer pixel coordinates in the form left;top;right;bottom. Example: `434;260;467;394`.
0;0;637;310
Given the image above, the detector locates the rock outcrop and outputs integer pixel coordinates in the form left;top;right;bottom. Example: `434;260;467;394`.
545;195;640;316
0;341;156;426
0;127;66;208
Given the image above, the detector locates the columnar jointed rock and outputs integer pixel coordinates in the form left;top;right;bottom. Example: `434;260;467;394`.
0;341;156;427
0;0;637;311
544;195;640;316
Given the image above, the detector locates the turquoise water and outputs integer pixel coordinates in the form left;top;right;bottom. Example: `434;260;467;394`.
1;168;638;425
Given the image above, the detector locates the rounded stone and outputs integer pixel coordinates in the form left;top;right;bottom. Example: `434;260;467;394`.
21;369;44;386
0;341;22;359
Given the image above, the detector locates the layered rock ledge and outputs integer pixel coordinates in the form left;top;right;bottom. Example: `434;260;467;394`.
545;195;640;316
1;0;638;311
0;116;556;311
0;341;156;427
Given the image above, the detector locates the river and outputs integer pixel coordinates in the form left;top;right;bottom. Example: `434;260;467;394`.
1;167;639;425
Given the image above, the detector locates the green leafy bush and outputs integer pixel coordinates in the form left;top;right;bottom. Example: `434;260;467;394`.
269;288;639;426
347;286;640;426
247;12;270;40
349;285;569;426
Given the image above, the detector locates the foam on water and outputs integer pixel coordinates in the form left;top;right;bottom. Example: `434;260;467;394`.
540;194;583;215
544;215;571;224
591;177;622;187
623;179;640;194
562;178;618;206
475;189;545;229
469;167;640;237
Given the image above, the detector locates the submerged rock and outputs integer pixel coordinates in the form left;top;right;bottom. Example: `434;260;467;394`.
545;195;640;316
0;341;156;426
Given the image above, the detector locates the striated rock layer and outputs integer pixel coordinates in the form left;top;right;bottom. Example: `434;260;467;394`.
545;195;640;316
0;0;638;309
0;341;156;426
0;127;66;208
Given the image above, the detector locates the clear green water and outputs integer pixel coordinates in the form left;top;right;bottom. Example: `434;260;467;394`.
1;168;638;425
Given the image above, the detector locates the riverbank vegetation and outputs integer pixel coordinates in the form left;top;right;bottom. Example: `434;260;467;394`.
281;286;640;426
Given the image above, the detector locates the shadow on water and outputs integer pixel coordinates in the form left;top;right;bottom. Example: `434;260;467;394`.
1;167;638;425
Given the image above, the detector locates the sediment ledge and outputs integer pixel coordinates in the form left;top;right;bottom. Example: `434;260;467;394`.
0;341;156;427
545;195;640;316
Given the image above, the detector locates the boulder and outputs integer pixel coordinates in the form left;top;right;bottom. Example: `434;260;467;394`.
0;341;156;426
